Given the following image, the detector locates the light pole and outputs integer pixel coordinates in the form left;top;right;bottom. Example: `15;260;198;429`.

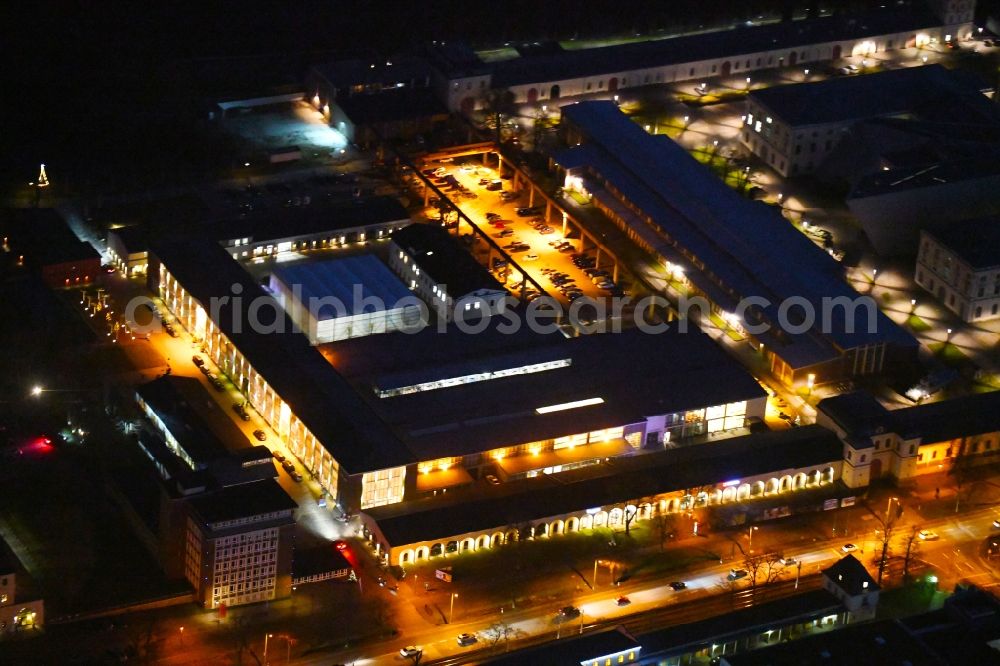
449;592;458;624
264;632;273;665
179;626;184;646
794;561;802;589
748;525;759;552
593;558;600;588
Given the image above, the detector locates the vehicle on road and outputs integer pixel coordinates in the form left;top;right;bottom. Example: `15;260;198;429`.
993;519;1000;529
524;254;539;261
271;450;285;462
728;569;749;581
457;633;478;646
400;646;422;658
779;557;797;566
253;429;266;441
291;471;303;482
282;460;295;473
192;355;204;366
918;530;939;541
485;474;500;485
558;605;581;619
842;543;858;552
670;581;688;590
616;596;631;606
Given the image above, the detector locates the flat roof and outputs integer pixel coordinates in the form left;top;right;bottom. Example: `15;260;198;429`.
722;617;942;666
151;239;415;473
136;376;232;465
490;7;942;87
292;542;352;578
110;196;409;255
638;589;841;656
558;101;915;366
1;208;100;267
367;424;843;546
329;325;766;461
335;87;449;125
187;479;298;527
271;254;413;319
924;219;1000;270
391;224;505;297
749;65;994;127
313;54;433;90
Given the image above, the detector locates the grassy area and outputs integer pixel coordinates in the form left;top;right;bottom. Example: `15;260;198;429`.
927;341;969;366
906;315;932;332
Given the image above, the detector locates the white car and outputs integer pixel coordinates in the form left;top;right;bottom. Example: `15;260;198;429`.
918;530;939;541
524;254;539;261
457;633;478;647
842;543;858;553
779;557;797;566
400;646;422;658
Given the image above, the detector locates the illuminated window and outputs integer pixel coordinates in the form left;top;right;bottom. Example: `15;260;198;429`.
361;466;406;508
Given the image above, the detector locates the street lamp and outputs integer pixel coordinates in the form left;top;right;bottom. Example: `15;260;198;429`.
30;385;42;397
449;592;458;624
748;525;759;551
264;633;274;664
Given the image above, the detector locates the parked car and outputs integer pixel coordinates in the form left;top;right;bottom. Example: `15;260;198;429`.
271;450;285;462
281;460;295;472
486;212;502;221
524;254;539;261
485;474;500;485
192;355;204;366
457;633;478;646
495;229;514;238
557;606;581;619
253;429;267;441
291;471;303;482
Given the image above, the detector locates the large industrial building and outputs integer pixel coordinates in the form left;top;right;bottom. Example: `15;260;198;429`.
269;255;422;344
555;101;917;386
915;219;1000;322
306;2;973;117
742;65;994;178
107;196;410;277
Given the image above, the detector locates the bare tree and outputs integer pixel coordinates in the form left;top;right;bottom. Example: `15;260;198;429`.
865;499;903;584
484;619;525;652
729;535;783;600
902;526;922;583
479;88;516;146
651;512;677;551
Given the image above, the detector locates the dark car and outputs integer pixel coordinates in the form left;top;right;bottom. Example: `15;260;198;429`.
670;581;687;590
271;450;286;462
282;460;295;473
557;606;581;619
253;429;267;441
192;355;204;366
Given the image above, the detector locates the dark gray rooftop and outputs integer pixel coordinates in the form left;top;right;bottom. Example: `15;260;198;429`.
331;325;766;461
136;376;232;466
335;87;448;125
151;239;415;473
491;7;942;87
367;424;842;546
187;479;298;527
391;224;505;298
749;65;995;127
823;554;879;596
1;208;100;267
481;625;639;665
925;218;1000;270
558;101;915;368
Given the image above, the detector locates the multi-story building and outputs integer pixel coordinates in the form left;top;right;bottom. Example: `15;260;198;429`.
183;481;297;609
817;389;1000;484
107;196;410;277
915;220;1000;322
0;548;44;636
388;224;507;322
742;65;994;178
428;3;972;111
555;100;917;386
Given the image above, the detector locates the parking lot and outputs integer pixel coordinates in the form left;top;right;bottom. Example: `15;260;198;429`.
413;160;629;309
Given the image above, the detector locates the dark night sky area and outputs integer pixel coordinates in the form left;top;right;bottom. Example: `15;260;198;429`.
2;0;989;190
